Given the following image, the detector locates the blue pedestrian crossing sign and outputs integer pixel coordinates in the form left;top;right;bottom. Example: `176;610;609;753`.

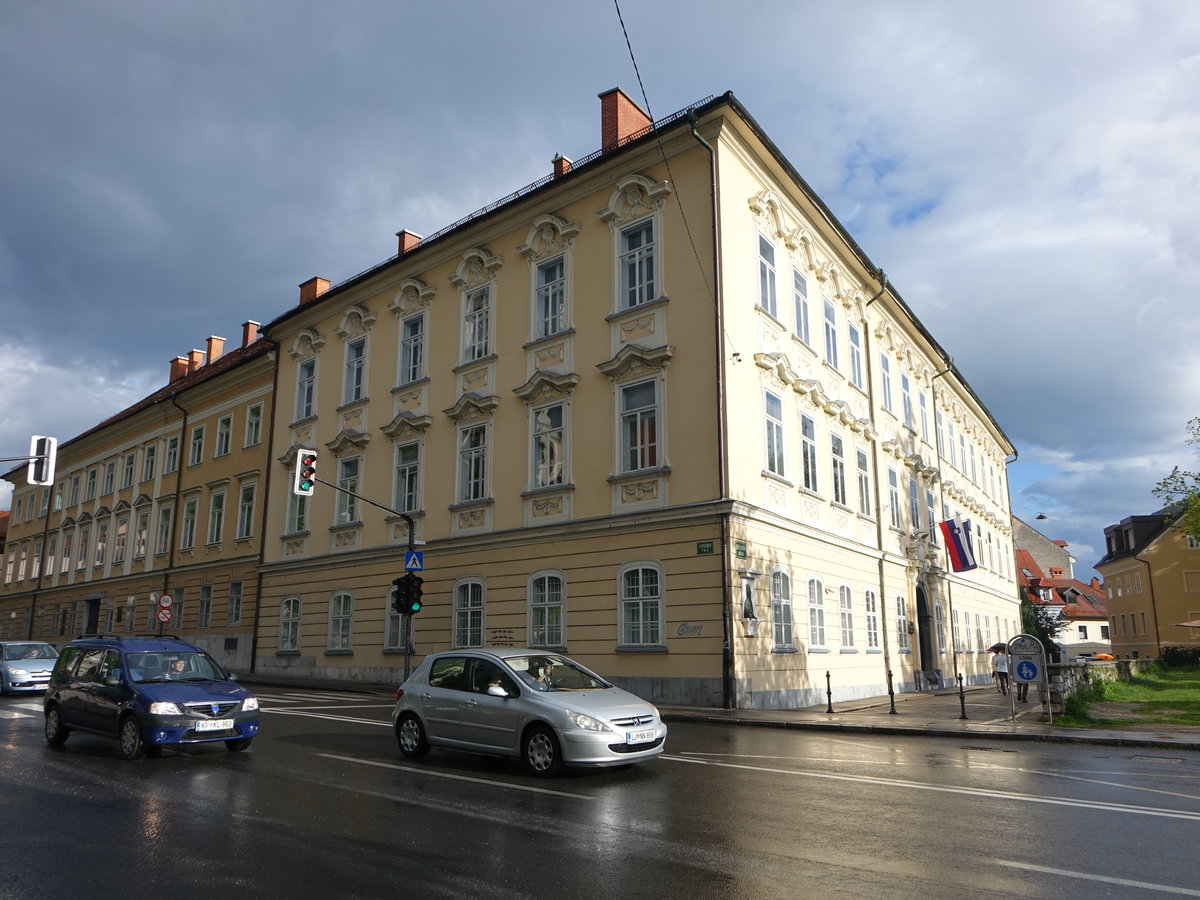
1014;659;1039;682
404;551;424;571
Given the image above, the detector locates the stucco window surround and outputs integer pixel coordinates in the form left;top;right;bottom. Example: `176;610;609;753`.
327;590;353;654
288;328;325;425
598;174;672;313
519;214;581;343
770;568;794;651
388;277;435;389
324;429;371;535
529;568;566;649
334;304;376;409
598;345;673;495
379;408;433;545
443;392;499;535
617;560;666;651
513;370;580;496
449;248;503;366
453;577;485;648
278;595;301;654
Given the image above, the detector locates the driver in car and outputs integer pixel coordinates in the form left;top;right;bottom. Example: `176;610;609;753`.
166;658;188;678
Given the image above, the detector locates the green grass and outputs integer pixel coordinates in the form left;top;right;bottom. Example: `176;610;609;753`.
1057;666;1200;729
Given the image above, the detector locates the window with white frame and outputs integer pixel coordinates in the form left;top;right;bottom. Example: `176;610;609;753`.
164;436;179;474
926;488;937;541
400;313;425;384
122;453;135;488
771;570;793;648
865;590;880;649
908;477;921;530
896;597;910;651
529;402;565;488
823;300;839;369
848;325;864;388
206;491;225;544
839;585;854;648
975;613;984;650
458;424;488;502
880;354;893;411
530;572;564;647
463;286;492;362
808;577;826;648
888;468;902;529
919;393;929;441
765;391;785;478
620;380;658;472
856;448;872;517
296;358;317;420
215;416;232;457
394;442;420;513
935;601;946;654
286;493;308;534
385;603;411;652
328;591;353;651
901;374;914;430
344;337;366;404
113;519;126;564
620;564;663;646
619;219;655;309
74;532;86;571
793;269;811;345
85;469;96;501
758;234;777;317
189;426;205;466
133;511;148;559
245;404;262;447
801;414;818;492
102;461;115;495
336;457;360;524
180;497;197;549
831;434;848;506
535;256;566;338
454;580;484;648
236;482;256;539
279;596;300;651
155;506;172;555
228;580;243;626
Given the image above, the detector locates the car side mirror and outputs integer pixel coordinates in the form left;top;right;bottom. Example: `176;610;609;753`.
487;684;509;698
104;672;122;687
227;673;238;681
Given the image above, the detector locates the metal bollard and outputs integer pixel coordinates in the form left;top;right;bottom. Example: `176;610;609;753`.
887;669;897;714
825;670;835;714
957;673;968;720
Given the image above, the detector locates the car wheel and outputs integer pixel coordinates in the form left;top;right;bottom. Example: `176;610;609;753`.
225;738;253;752
396;714;429;759
522;724;563;777
44;706;69;746
118;715;146;760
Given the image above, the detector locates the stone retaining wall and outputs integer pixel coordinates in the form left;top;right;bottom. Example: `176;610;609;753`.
1046;659;1158;713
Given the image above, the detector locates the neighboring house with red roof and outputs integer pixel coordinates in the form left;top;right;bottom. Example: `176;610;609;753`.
1012;516;1111;659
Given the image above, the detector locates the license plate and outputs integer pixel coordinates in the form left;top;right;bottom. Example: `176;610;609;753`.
626;728;656;744
194;718;234;732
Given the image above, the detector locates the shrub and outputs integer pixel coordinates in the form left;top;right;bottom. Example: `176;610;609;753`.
1161;646;1200;668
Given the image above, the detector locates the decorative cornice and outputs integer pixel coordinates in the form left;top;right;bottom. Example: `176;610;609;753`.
596;343;674;380
449;248;503;288
333;304;377;340
517;214;582;259
325;429;371;455
388;277;436;317
379;411;435;440
597;174;673;224
288;327;324;360
443;392;501;424
512;370;581;403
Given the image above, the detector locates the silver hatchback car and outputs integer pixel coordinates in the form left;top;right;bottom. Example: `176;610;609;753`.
1;641;59;694
392;649;667;776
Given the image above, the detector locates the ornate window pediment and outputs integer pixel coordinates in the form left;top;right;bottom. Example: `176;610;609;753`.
112;499;131;513
379;411;434;440
334;304;377;340
443;392;501;425
597;174;673;225
60;516;76;528
325;429;371;455
754;351;800;386
78;511;93;524
132;493;154;508
449;248;503;289
596;344;673;381
288;327;325;360
513;370;580;403
94;506;111;518
518;215;581;260
388;277;435;318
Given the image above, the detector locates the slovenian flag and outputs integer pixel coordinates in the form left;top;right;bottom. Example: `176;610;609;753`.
939;515;977;572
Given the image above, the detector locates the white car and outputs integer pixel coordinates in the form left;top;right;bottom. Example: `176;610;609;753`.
0;641;58;694
392;649;667;776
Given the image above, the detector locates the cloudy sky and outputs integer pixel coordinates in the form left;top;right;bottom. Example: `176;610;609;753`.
2;0;1197;578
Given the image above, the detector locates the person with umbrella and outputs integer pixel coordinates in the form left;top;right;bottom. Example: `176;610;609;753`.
990;644;1009;695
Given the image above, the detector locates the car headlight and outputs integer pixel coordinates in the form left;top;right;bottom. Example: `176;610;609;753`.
149;701;184;715
565;710;613;732
242;697;259;711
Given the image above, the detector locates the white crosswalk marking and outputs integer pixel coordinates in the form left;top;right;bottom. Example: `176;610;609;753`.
0;700;44;718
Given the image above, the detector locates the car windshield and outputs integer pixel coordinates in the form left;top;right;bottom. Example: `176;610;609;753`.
4;643;57;661
504;655;611;692
126;651;226;683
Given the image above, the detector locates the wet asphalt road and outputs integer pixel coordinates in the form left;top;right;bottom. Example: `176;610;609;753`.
2;688;1199;899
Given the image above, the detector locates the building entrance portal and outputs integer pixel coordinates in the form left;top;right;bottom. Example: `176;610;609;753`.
915;585;941;689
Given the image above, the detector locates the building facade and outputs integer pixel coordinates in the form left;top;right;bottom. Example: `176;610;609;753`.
1096;506;1200;658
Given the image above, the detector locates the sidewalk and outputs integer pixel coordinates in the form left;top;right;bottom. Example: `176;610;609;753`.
660;684;1200;751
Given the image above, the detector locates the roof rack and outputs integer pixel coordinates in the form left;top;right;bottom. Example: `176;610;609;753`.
73;633;184;642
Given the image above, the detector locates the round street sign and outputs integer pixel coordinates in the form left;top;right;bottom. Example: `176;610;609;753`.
157;608;172;623
1013;659;1039;682
158;594;173;608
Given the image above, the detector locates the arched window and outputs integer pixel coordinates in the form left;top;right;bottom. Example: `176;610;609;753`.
620;563;663;647
279;596;301;652
454;579;484;648
808;577;826;648
529;571;565;647
771;570;793;648
328;591;353;651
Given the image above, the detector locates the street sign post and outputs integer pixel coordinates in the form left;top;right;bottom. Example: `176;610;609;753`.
1006;633;1051;724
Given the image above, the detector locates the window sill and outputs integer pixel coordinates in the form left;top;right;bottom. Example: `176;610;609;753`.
839;648;859;654
392;376;430;393
762;471;794;488
329;521;363;532
608;466;671;483
606;295;669;321
280;530;310;540
289;415;318;429
324;649;354;656
337;398;370;414
772;646;798;655
453;354;498;374
523;329;576;351
520;484;575;499
448;498;494;512
808;647;830;654
615;644;668;653
275;649;300;657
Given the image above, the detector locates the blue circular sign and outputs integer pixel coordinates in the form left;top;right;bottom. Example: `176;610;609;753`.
1015;660;1038;681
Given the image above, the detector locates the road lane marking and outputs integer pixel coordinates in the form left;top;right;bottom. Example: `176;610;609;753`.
662;755;1200;821
263;708;391;727
1014;767;1200;803
316;752;595;800
992;860;1200;896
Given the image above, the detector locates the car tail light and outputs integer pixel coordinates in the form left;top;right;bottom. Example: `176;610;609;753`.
395;688;405;701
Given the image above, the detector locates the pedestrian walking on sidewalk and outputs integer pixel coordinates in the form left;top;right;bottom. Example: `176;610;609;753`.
991;647;1009;695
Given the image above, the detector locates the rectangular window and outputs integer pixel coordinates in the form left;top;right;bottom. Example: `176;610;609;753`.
400;313;425;384
458;426;488;502
831;434;847;506
215;415;232;457
102;461;115;495
54;483;63;512
280;596;301;652
839;585;855;648
84;469;97;501
1078;625;1088;640
113;519;127;564
463;286;492;362
133;511;149;559
394;443;420;513
620;380;658;472
385;607;411;652
75;531;88;571
336;458;360;524
901;375;914;430
180;497;198;550
533;404;565;488
621;566;662;645
164;436;179;474
793;269;811;345
888;469;902;530
244;404;262;447
758;234;777;317
454;581;484;648
823;300;838;368
207;491;225;545
919;393;929;441
808;578;826;648
865;591;880;650
856;448;872;517
848;325;864;388
1101;624;1110;639
344;337;366;403
228;581;243;627
771;571;793;648
909;477;921;530
32;537;44;579
765;392;785;478
620;220;655;309
155;505;172;555
897;599;911;652
801;414;818;492
198;585;212;629
122;453;135;488
880;354;893;411
286;493;308;534
296;359;316;420
536;257;566;338
142;444;157;482
69;473;80;507
189;426;205;466
530;574;565;647
926;489;937;541
236;483;256;539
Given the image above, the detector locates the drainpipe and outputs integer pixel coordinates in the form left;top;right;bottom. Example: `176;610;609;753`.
248;343;281;673
689;109;733;708
1133;550;1162;658
167;396;189;605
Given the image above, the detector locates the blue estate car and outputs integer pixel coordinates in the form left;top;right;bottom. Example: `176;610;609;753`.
44;634;260;759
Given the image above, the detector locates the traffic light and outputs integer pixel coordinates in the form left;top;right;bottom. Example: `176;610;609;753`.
391;576;408;613
391;573;424;615
28;435;57;486
292;448;318;496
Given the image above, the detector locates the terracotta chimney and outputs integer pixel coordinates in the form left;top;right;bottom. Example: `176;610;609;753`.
242;320;260;347
299;276;331;305
205;335;226;364
599;87;651;151
187;349;205;372
396;230;423;255
169;356;189;383
552;154;572;178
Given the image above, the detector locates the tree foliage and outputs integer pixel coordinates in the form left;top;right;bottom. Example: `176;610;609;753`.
1020;594;1066;661
1153;417;1200;540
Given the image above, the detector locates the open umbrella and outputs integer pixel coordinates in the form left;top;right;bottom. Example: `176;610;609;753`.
988;642;1007;652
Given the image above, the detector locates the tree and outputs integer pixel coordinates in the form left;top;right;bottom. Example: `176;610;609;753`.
1153;417;1200;541
1020;594;1066;662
